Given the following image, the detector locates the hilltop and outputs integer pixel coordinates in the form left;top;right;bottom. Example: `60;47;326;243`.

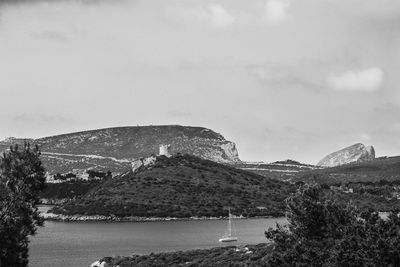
50;154;295;219
0;125;240;178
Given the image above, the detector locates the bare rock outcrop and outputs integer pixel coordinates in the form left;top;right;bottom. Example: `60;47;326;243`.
317;143;375;167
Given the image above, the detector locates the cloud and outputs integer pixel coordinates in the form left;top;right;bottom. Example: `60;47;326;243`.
329;0;400;21
0;0;117;6
165;4;235;28
264;0;290;24
31;30;68;42
13;113;72;125
249;63;324;90
373;102;400;114
167;110;191;118
358;133;372;142
208;4;235;28
327;68;384;92
392;122;400;132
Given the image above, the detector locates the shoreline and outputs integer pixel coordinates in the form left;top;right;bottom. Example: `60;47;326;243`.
90;243;274;267
42;212;282;222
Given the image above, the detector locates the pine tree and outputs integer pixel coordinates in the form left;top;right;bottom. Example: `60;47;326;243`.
0;143;46;267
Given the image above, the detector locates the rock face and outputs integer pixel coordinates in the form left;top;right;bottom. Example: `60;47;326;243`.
131;156;157;172
0;125;240;177
317;143;375;167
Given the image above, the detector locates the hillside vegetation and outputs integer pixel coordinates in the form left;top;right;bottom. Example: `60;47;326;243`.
51;154;296;218
294;156;400;185
40;180;103;202
288;156;400;212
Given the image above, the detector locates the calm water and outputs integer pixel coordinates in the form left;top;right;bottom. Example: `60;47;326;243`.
29;206;286;267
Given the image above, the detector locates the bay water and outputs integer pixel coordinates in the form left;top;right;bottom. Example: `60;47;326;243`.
29;206;286;267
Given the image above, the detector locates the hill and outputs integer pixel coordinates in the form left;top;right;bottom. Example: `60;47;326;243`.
294;156;400;185
50;154;295;218
291;156;400;212
0;125;240;178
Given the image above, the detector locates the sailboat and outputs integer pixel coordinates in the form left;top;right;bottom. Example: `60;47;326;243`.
219;208;238;242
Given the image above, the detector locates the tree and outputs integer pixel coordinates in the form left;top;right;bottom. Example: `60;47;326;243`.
0;144;46;267
265;183;400;267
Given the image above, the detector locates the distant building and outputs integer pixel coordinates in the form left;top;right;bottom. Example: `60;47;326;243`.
159;144;172;157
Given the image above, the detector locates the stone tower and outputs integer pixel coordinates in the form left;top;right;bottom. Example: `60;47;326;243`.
159;144;171;157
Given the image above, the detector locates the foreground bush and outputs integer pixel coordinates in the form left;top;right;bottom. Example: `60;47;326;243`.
265;184;400;266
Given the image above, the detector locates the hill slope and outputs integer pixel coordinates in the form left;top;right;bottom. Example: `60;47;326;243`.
232;160;320;182
294;156;400;185
50;154;295;218
0;125;240;177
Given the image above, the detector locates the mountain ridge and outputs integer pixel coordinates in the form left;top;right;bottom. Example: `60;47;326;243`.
0;125;240;177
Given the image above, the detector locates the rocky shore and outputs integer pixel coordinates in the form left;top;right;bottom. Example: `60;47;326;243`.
90;243;273;267
42;212;248;222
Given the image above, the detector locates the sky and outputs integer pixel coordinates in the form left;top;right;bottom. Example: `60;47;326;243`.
0;0;399;164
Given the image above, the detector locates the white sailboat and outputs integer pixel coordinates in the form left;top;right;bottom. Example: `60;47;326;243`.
219;208;238;242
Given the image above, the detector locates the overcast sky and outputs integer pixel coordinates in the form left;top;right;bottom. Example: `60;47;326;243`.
0;0;399;164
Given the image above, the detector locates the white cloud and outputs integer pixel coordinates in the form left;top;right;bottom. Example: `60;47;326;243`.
392;122;400;132
208;4;235;28
264;0;290;24
358;133;372;142
165;4;234;28
327;68;384;92
31;30;68;42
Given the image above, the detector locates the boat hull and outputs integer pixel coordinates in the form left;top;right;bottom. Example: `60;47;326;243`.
219;237;238;243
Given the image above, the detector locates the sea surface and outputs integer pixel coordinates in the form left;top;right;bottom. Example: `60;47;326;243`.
29;206;287;267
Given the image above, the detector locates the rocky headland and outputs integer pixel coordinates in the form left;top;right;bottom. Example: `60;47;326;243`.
317;143;375;167
0;125;240;178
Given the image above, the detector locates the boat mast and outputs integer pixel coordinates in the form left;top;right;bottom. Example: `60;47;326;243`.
228;207;232;237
